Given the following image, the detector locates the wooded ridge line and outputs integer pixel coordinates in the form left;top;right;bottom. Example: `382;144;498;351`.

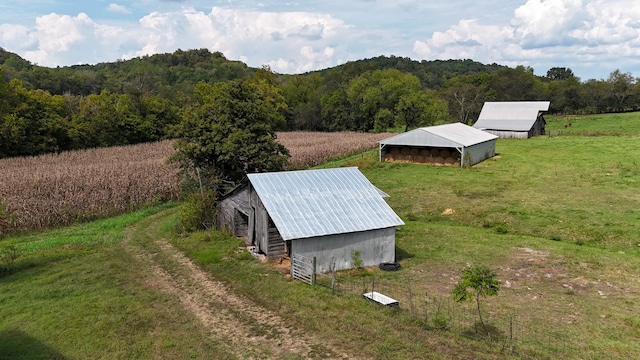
1;47;638;158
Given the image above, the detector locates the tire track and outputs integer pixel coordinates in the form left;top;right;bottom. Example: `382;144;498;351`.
124;212;354;359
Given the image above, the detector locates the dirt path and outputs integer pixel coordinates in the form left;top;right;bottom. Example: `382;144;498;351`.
124;210;353;359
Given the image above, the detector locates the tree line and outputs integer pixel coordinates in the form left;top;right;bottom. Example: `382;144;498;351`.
1;48;639;159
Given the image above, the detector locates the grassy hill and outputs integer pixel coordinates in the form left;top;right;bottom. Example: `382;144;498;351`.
2;113;640;359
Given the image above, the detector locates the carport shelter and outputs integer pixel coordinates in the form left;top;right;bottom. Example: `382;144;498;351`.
378;123;498;167
216;167;405;273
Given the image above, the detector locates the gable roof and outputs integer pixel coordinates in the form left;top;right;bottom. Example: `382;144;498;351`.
473;101;550;131
379;123;498;148
247;167;404;241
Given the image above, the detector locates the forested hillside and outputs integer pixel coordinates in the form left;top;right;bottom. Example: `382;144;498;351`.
1;47;639;158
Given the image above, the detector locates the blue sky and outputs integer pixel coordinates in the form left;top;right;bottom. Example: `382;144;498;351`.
1;1;639;81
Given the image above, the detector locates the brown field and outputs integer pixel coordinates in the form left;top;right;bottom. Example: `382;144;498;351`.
0;132;391;232
0;141;180;232
277;131;392;168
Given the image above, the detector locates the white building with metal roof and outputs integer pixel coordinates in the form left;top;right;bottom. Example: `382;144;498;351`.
378;123;498;167
473;101;550;138
216;167;404;273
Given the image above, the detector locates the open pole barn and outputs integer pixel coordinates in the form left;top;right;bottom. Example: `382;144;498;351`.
473;101;550;138
216;167;405;273
378;123;498;167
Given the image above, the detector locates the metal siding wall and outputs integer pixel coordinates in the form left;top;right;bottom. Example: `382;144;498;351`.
291;228;396;273
465;140;496;166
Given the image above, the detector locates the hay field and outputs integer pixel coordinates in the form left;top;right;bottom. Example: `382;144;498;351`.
0;132;390;232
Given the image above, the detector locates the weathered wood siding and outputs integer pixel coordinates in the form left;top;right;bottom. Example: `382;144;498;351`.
249;186;285;259
484;117;546;139
531;116;546;136
216;187;250;237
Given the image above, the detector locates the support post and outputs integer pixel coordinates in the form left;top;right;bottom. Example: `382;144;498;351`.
312;256;316;286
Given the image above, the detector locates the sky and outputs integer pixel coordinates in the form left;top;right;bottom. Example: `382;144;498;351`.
1;1;639;81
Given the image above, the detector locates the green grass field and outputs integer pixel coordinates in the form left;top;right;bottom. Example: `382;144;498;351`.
2;112;640;359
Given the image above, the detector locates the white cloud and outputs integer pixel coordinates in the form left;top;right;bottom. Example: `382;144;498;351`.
6;12;136;66
412;0;640;78
413;19;513;62
125;7;351;73
107;3;131;15
24;13;94;65
0;24;34;49
1;0;640;79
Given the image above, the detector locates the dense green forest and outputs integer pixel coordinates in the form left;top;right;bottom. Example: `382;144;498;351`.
1;47;639;158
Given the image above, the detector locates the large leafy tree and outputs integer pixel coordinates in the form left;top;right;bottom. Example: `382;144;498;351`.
345;69;422;132
172;68;290;196
395;89;448;132
0;78;70;158
451;265;501;330
441;73;491;125
607;69;637;111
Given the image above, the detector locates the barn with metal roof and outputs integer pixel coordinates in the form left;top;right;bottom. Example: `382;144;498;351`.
473;101;550;138
216;167;404;273
378;123;498;167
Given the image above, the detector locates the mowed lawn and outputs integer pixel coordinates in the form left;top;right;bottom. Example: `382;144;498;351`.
1;112;640;359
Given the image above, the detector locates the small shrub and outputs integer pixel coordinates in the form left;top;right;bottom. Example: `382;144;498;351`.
351;250;363;269
432;316;449;330
550;235;562;241
178;191;217;233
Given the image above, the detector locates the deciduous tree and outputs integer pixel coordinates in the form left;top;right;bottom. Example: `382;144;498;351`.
172;68;290;197
452;264;501;330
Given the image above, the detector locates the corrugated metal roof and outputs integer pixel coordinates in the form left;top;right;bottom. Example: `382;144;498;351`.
474;101;550;131
247;167;404;241
379;123;498;148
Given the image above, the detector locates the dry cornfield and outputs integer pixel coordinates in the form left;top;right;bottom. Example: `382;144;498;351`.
0;140;180;232
0;132;391;232
277;131;392;168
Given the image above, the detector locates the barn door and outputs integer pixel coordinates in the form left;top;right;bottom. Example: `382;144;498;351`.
248;207;255;245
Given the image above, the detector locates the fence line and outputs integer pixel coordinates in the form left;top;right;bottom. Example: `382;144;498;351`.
318;273;580;358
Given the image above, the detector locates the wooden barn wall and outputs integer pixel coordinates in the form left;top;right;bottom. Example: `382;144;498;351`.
531;116;546;136
483;130;529;139
216;187;250;236
249;186;285;259
291;227;396;273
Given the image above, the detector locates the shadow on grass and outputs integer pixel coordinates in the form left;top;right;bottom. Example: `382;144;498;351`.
0;329;66;360
395;246;414;261
462;322;506;342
